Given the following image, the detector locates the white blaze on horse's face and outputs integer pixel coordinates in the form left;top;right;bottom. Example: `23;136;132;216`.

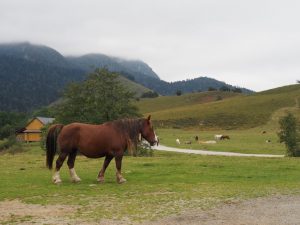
154;132;159;145
141;115;158;146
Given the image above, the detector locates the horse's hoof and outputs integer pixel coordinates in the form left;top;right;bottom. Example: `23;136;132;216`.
53;178;62;185
117;177;127;184
71;177;81;183
97;177;105;183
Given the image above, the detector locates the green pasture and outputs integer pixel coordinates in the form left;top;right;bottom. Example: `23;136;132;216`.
1;144;300;223
156;128;285;155
136;84;300;129
137;91;240;114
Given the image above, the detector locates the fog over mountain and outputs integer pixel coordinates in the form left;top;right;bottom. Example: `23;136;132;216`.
0;42;252;112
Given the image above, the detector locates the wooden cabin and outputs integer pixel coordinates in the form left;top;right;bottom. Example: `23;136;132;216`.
16;117;55;142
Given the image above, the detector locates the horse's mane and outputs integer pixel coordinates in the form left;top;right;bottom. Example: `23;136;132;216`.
109;118;144;153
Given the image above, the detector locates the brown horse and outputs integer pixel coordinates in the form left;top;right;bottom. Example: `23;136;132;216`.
46;115;158;184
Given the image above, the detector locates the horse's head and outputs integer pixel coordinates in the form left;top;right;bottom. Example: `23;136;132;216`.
140;115;158;146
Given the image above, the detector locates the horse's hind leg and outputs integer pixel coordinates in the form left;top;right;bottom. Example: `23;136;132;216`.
52;152;68;184
97;155;114;183
115;155;127;184
67;149;81;183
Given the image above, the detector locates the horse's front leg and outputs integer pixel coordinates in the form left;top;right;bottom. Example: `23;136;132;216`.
115;155;127;184
97;155;113;183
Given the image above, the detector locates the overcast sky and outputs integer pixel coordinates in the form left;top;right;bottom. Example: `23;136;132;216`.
1;0;300;91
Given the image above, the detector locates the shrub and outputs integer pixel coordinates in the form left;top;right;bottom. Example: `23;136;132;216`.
0;136;24;154
124;141;154;157
278;113;300;157
141;91;159;98
40;124;51;151
176;90;182;96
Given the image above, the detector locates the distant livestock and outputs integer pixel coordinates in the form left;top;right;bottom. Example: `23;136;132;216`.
195;136;199;141
215;134;230;140
220;135;230;140
184;141;192;144
176;139;181;144
214;135;223;140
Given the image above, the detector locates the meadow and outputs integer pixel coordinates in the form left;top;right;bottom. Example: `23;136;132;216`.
136;84;300;155
1;84;300;223
156;128;285;155
1;144;300;224
137;84;300;129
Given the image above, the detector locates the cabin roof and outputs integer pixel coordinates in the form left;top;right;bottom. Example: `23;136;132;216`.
36;117;55;125
22;129;41;133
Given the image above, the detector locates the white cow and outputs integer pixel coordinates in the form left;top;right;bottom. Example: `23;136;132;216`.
176;139;181;144
214;134;223;140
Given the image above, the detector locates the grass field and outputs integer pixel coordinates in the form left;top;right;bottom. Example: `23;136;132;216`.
1;84;299;223
156;128;285;155
1;144;300;223
136;84;300;129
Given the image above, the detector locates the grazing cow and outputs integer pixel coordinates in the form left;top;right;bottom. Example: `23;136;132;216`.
195;136;199;141
214;134;223;140
266;139;271;143
176;139;181;144
262;131;267;134
184;141;192;144
220;135;230;140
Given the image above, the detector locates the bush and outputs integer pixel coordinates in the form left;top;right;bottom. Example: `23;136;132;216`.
141;91;159;98
124;141;154;157
0;136;24;154
278;113;300;157
40;124;51;151
176;90;182;96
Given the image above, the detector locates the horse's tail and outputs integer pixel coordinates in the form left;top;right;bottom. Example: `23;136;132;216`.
46;124;64;170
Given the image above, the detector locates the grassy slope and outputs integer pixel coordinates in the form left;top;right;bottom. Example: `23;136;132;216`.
118;75;150;97
137;91;241;114
137;84;300;129
1;145;300;222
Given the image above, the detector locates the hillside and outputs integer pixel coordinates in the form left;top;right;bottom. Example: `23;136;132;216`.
0;42;84;112
137;91;242;114
136;84;300;129
0;43;153;112
66;54;160;80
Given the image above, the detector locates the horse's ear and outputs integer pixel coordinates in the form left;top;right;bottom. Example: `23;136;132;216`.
147;115;151;123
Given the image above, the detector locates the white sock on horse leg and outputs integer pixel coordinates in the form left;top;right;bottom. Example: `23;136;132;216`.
52;171;62;184
69;168;81;182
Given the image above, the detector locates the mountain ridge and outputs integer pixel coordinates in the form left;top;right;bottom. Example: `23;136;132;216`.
0;42;253;112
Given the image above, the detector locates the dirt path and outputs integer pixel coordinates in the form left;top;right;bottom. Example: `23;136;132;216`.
146;195;300;225
153;144;284;158
1;195;300;224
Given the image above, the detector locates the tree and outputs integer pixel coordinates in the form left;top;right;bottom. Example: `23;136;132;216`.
208;87;217;91
278;113;300;157
0;111;27;139
176;90;182;96
232;87;242;93
54;68;140;124
141;91;159;98
219;86;231;92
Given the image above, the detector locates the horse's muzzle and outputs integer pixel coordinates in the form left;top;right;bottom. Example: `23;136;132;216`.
150;138;159;146
149;141;156;146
